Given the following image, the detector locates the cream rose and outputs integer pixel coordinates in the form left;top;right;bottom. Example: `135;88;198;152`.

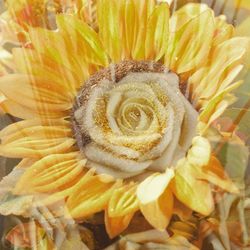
72;61;198;178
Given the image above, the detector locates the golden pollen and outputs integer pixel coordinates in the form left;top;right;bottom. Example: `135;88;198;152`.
71;60;198;179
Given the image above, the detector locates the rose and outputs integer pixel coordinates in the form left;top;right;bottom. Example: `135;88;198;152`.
73;62;198;178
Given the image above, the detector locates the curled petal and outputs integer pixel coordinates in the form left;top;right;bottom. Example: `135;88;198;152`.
187;136;211;167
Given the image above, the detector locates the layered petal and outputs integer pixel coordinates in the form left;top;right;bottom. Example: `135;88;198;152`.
67;173;121;219
108;183;139;217
165;4;215;74
172;159;214;216
189;37;249;106
13;152;86;194
105;209;134;238
97;0;169;61
0;74;73;118
137;169;174;230
0;119;75;158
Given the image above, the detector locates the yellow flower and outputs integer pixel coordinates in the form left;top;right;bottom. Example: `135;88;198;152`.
0;1;248;239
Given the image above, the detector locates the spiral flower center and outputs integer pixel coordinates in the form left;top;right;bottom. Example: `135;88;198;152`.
72;61;198;179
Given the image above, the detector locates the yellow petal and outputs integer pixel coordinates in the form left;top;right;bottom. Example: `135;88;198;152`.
187;136;211;167
108;183;139;217
97;0;122;62
0;74;72;115
13;152;86;195
12;48;82;95
212;16;234;47
199;81;242;131
172;160;214;216
189;37;249;103
145;3;169;61
105;209;134;238
137;169;174;230
67;174;121;219
56;14;108;67
0;99;66;120
166;6;215;74
0;119;75;158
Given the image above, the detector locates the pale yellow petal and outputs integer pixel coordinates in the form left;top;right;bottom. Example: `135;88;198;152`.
137;169;174;230
172;160;214;216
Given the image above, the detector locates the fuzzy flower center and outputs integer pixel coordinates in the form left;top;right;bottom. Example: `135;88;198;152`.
72;61;198;179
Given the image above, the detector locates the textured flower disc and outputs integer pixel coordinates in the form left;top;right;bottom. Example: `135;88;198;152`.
72;60;198;178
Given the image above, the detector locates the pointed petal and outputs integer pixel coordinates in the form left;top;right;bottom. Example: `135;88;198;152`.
105;209;134;238
189;37;249;103
0;119;75;158
56;15;108;67
137;169;174;230
67;174;121;219
108;183;139;217
0;74;73;117
13;152;86;194
145;3;169;61
166;6;215;74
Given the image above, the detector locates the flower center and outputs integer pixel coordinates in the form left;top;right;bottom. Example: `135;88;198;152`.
71;61;198;179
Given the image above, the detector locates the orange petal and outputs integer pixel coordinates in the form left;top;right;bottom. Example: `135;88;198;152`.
200;156;238;193
67;174;121;219
105;209;134;238
13;152;86;195
137;169;174;230
108;183;139;217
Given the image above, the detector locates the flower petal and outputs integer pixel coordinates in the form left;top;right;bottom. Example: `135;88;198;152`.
166;6;215;74
187;136;211;167
200;156;238;193
0;74;72;117
56;14;108;67
108;183;139;217
137;169;174;230
105;209;134;238
13;152;86;195
145;3;169;61
0;119;75;158
172;160;214;216
67;174;121;219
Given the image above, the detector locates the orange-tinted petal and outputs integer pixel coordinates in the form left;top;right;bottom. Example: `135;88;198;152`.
67;174;121;219
108;183;139;217
105;209;134;238
137;169;174;230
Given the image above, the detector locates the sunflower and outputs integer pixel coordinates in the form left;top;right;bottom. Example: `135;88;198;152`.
0;0;249;239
